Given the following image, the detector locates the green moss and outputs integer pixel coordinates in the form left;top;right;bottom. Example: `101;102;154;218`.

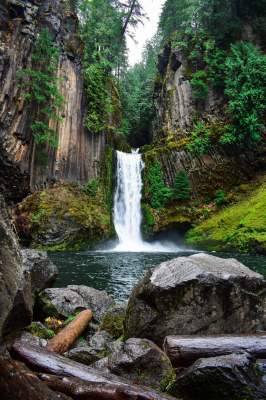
160;371;177;393
26;322;55;339
186;177;266;253
100;311;125;339
15;182;113;251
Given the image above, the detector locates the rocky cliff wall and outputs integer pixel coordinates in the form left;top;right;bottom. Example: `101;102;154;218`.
148;43;264;198
0;0;107;202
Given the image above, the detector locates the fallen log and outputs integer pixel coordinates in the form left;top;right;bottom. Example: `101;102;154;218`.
164;334;266;367
12;341;175;400
0;350;71;400
47;309;93;354
40;373;169;400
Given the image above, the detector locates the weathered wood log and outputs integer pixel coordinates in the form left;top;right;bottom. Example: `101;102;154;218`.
47;309;93;354
0;350;71;400
40;373;169;400
12;341;175;400
164;334;266;367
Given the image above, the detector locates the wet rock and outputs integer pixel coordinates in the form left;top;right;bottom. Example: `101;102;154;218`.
174;352;266;400
22;249;58;294
19;331;48;348
0;195;32;338
92;337;175;391
67;331;115;366
38;285;114;321
124;254;266;344
100;303;126;339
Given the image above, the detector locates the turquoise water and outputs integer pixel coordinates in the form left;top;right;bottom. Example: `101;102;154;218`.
49;251;266;302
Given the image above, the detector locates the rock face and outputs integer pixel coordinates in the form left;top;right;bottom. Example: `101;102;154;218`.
0;0;109;199
21;249;58;294
0;195;32;338
92;338;175;391
174;352;266;400
124;254;266;344
38;285;114;321
145;43;261;201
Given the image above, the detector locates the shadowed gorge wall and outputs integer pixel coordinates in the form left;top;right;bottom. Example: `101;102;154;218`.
0;0;108;201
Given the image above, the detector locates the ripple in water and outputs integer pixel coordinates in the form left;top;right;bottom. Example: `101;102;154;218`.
50;251;266;302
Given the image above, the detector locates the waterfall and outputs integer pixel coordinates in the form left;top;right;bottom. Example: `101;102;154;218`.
113;150;145;251
112;150;180;252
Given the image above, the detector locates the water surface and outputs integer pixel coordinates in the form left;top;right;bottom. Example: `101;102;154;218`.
50;251;266;302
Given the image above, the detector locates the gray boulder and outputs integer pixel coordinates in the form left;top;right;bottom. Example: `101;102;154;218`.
124;254;266;344
0;195;32;338
38;285;114;321
67;331;115;365
92;337;175;391
22;249;58;294
174;352;266;400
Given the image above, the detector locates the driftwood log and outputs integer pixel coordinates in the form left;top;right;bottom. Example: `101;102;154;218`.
12;341;175;400
40;373;174;400
47;309;93;354
164;335;266;367
0;351;71;400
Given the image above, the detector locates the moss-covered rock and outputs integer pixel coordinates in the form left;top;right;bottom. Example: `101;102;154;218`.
186;177;266;254
26;321;55;339
15;182;113;251
99;304;126;339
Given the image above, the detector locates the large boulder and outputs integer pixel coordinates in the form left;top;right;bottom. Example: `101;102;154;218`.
173;352;266;400
22;249;58;294
92;337;175;391
38;285;114;321
124;254;266;344
0;195;32;338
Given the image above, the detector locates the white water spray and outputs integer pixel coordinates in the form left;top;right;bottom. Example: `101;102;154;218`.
112;150;180;252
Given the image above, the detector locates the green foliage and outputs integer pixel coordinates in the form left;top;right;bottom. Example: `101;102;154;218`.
186;122;211;155
26;322;55;339
142;204;155;226
146;162;172;209
191;70;208;101
223;42;266;144
81;179;99;197
172;171;191;201
214;189;226;206
18;28;63;148
83;65;110;133
119;34;160;144
78;0;144;135
186;178;266;253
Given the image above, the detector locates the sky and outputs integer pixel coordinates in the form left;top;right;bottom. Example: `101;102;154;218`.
126;0;165;66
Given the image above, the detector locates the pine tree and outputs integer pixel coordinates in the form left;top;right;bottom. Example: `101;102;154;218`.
172;171;191;201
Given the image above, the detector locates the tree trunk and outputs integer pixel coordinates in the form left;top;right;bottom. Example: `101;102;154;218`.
47;309;92;354
12;341;175;400
164;335;266;367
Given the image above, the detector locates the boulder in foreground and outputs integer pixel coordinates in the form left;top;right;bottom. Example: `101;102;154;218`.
92;337;175;390
124;254;266;344
173;352;266;400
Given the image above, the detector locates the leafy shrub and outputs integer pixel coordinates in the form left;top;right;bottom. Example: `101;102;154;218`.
146;162;172;209
186;122;211;155
215;189;226;206
172;171;191;201
191;70;209;101
82;179;99;197
224;42;266;144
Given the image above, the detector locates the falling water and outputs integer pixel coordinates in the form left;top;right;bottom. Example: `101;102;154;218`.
112;150;180;252
113;150;145;251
